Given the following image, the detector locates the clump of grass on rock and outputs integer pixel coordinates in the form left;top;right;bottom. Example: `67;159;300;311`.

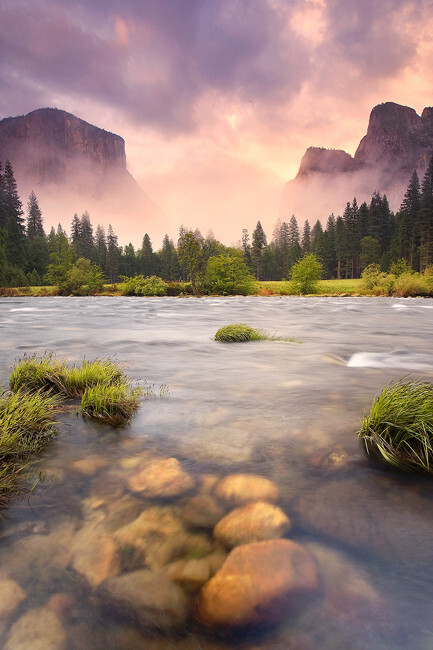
215;323;295;343
215;323;271;342
358;379;433;472
79;382;143;425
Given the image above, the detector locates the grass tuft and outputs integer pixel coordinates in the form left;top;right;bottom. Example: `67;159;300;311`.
0;388;62;505
358;379;433;472
215;323;269;342
79;382;143;426
215;323;297;343
10;355;126;398
9;353;68;394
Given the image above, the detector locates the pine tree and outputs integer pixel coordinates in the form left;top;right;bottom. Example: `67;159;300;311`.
398;170;421;267
0;162;6;229
301;220;311;254
106;224;119;283
139;233;154;276
251;220;267;280
79;211;95;261
26;191;45;238
334;216;347;279
3;160;24;233
158;234;179;281
71;213;81;259
419;156;433;271
95;225;107;270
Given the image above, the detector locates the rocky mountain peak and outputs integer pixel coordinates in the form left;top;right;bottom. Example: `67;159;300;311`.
354;102;431;171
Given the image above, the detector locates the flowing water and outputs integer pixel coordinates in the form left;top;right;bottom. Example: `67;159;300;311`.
0;296;433;648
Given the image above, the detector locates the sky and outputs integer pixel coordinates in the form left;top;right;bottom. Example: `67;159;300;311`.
1;0;433;247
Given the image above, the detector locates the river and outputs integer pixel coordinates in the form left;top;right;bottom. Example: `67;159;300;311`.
0;295;432;649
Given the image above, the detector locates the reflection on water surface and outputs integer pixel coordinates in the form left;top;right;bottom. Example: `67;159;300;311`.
0;296;433;649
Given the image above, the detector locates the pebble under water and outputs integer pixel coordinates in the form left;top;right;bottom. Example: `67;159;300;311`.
0;295;433;649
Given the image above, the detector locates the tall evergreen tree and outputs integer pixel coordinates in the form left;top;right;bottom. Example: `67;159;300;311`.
419;156;433;271
301;220;311;253
397;170;421;267
251;220;267;280
106;224;119;283
95;225;107;270
3;160;24;232
139;233;154;276
79;211;95;261
71;214;81;259
158;234;179;281
26;191;45;238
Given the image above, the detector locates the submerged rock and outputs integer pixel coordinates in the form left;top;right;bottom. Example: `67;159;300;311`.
214;501;290;547
70;523;120;586
197;539;319;627
128;457;195;497
182;494;225;529
113;505;213;571
293;477;433;567
306;542;386;628
162;551;227;586
0;578;26;618
97;569;189;631
4;607;66;650
214;473;279;506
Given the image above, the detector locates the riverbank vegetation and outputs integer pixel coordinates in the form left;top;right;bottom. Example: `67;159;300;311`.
0;355;150;504
2;156;433;295
0;388;62;506
358;380;433;473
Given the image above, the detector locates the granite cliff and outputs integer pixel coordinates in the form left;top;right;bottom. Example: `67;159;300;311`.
0;108;165;244
283;102;433;223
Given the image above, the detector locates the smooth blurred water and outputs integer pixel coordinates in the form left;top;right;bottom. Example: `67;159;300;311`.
0;295;433;649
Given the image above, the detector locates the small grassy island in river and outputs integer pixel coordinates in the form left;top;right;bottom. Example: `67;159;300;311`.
358;379;433;473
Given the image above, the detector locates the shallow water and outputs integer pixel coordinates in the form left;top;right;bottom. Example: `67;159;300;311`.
0;296;433;648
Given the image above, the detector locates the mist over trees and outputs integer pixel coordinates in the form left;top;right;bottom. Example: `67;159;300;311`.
1;156;433;289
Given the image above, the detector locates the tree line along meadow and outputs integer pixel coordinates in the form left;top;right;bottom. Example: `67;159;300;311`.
1;155;433;296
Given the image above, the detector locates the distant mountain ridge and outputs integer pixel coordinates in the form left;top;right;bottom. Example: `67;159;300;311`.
283;102;433;223
0;108;165;245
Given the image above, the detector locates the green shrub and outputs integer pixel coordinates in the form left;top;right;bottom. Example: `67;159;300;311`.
393;272;432;297
389;259;413;277
289;253;322;295
360;264;395;295
358;380;433;472
122;275;167;296
204;252;257;295
165;281;194;296
79;382;143;425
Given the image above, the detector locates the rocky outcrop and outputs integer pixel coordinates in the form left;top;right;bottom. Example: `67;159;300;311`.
296;147;363;177
354;102;433;173
0;108;126;186
284;101;433;223
0;107;165;243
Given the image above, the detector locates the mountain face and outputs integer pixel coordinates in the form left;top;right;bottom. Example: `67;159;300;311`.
283;102;433;223
0;108;165;244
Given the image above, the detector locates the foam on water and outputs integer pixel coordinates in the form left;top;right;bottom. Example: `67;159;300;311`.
347;348;433;370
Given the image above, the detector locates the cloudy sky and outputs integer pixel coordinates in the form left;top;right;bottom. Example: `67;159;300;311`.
1;0;432;246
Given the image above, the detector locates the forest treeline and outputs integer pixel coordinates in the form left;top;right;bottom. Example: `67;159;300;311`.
1;154;433;289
